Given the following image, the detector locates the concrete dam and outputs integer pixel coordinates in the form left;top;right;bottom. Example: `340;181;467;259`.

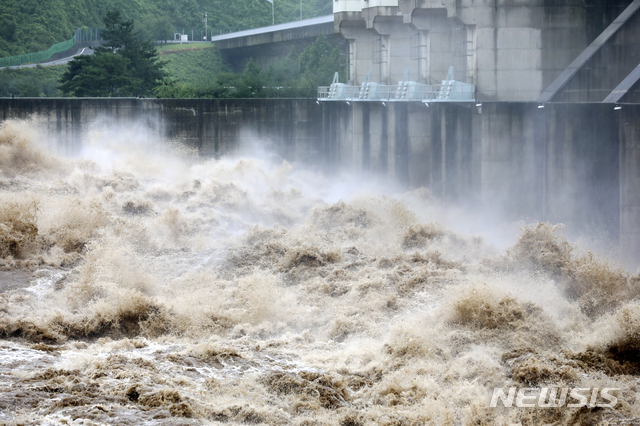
4;2;640;424
0;98;638;264
1;1;640;259
197;0;640;263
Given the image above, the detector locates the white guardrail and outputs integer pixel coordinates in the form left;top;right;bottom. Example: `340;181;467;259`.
318;80;476;102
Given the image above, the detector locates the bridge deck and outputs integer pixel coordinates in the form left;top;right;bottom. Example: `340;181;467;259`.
211;15;334;48
211;14;339;71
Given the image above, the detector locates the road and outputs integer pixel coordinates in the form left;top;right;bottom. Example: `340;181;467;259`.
2;47;94;69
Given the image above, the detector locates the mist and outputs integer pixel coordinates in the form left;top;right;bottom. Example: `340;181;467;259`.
0;117;639;425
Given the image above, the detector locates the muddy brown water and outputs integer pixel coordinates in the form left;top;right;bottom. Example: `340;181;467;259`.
0;118;639;425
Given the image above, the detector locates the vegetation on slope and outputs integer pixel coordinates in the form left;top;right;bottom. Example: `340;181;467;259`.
0;66;64;97
0;0;332;58
60;11;166;97
156;35;341;98
0;0;339;99
1;33;340;98
160;48;227;86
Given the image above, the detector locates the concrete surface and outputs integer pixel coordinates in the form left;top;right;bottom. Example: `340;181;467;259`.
0;98;637;263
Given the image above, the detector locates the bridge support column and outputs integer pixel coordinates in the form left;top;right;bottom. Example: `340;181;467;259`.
347;39;357;84
340;25;380;85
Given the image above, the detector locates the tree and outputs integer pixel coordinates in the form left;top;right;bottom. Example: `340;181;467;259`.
96;11;166;95
138;16;174;44
298;35;341;90
0;66;64;97
98;11;137;52
0;14;17;41
236;58;265;98
315;0;333;16
59;53;135;96
59;10;165;97
266;52;300;87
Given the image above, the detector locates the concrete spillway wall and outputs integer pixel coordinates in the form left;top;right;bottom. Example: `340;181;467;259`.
322;101;631;251
0;98;324;162
0;98;638;261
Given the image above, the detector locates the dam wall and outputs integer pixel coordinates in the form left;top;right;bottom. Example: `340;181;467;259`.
0;98;637;260
324;101;628;248
0;98;324;163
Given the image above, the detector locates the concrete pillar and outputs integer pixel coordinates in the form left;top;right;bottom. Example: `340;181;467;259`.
375;34;390;84
368;103;388;176
545;104;619;242
407;10;459;83
444;105;473;201
335;103;355;173
465;25;477;85
406;103;432;188
393;102;409;185
620;105;640;266
419;31;430;83
348;39;357;84
350;103;364;174
478;103;543;219
340;25;379;85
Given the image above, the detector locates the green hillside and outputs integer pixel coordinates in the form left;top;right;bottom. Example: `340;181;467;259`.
0;0;332;58
155;35;342;99
0;34;341;98
0;65;65;97
160;48;227;86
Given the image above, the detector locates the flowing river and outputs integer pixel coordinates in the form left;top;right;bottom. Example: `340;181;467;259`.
0;118;639;425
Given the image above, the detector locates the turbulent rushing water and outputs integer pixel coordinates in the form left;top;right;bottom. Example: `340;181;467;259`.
1;118;640;425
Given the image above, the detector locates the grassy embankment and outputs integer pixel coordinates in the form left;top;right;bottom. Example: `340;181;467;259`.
0;45;223;97
159;44;227;86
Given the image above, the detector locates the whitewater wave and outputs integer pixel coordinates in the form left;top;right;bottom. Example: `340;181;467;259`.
0;118;638;425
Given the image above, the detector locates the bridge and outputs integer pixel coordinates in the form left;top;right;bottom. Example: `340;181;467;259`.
211;14;339;72
212;0;640;103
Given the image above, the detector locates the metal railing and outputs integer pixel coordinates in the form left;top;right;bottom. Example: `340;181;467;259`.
173;27;254;41
0;27;102;68
74;27;102;44
318;80;476;102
